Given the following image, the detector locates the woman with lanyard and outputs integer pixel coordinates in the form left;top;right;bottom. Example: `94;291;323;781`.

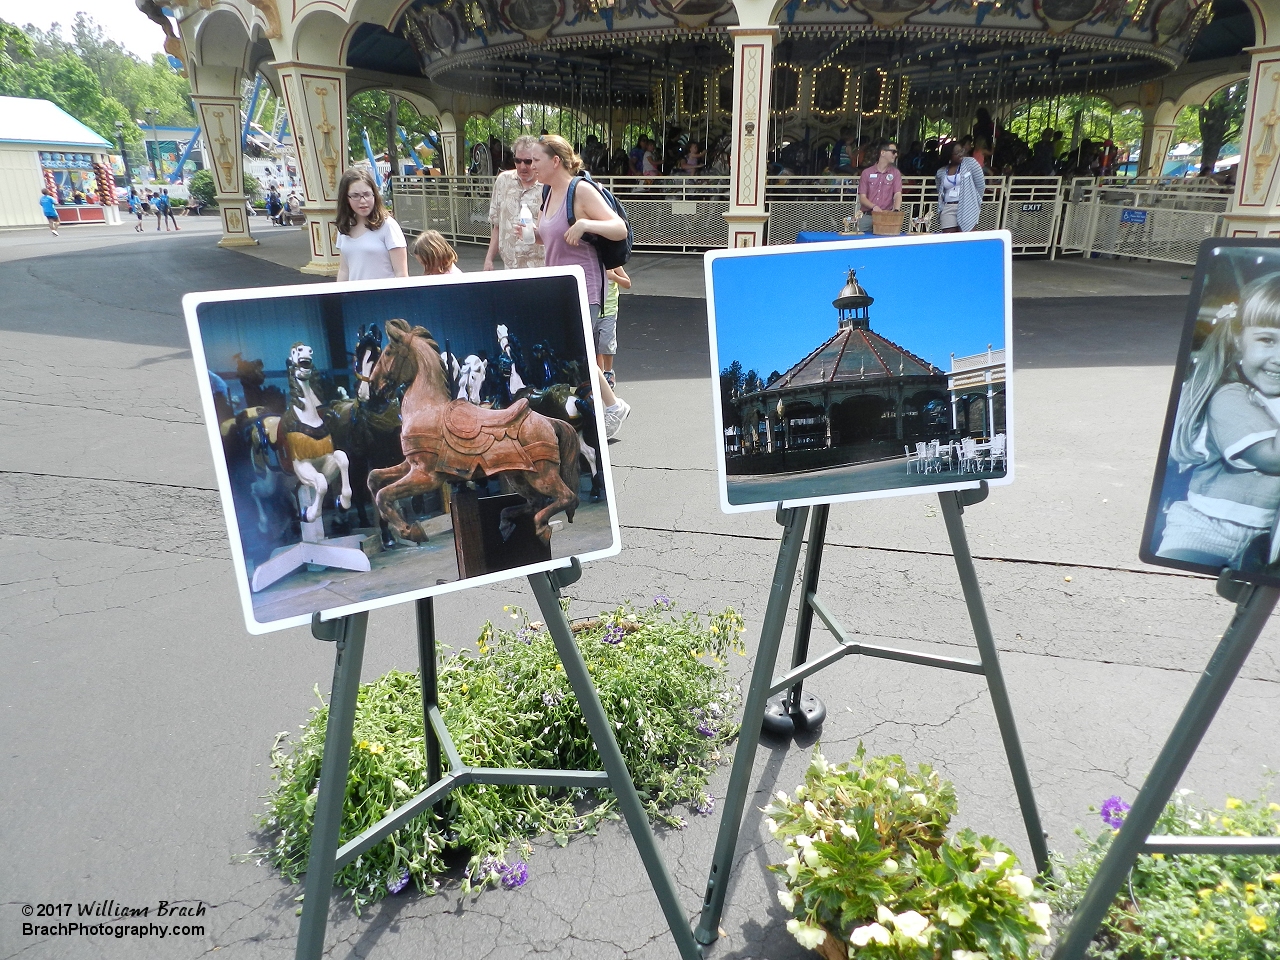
936;141;985;233
522;134;632;439
335;167;408;282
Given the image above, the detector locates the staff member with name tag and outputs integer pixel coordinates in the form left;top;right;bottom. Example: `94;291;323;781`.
857;141;902;233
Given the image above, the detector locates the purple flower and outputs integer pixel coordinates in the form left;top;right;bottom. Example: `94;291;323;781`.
602;624;625;645
499;861;528;889
692;795;715;816
653;595;673;609
1100;796;1131;829
386;867;410;894
697;720;717;738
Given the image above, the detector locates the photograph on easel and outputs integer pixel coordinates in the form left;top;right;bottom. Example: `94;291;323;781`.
1142;239;1280;585
706;232;1014;513
185;268;620;634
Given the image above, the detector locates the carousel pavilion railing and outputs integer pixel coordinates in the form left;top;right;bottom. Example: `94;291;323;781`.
1057;179;1230;265
390;173;1227;264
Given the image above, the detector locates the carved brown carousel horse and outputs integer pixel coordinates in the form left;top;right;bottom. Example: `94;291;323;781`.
368;319;580;545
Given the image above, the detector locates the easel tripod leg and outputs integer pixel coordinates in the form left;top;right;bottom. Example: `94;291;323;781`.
295;613;369;960
529;572;704;960
939;491;1049;876
416;598;442;786
694;506;809;946
773;504;829;732
1053;582;1279;960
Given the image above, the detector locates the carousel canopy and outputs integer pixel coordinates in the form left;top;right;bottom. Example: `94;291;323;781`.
758;269;940;397
343;0;1238;113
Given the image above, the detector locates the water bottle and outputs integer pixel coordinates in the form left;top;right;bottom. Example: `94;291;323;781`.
517;203;534;246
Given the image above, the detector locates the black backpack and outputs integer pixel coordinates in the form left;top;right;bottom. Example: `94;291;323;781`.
542;171;632;269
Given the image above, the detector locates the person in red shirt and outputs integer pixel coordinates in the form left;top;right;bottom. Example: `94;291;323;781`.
857;141;903;232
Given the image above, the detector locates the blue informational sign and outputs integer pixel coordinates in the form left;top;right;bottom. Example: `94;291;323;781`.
1121;208;1149;225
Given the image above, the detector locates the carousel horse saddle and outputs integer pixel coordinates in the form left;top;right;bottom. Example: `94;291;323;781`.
403;399;556;480
445;397;529;439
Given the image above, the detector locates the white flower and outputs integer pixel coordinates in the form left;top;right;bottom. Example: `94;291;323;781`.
1008;873;1035;898
911;792;928;808
892;910;932;944
765;817;779;835
883;777;899;792
775;791;789;804
777;888;796;912
802;845;822;868
840;822;858;839
877;904;895;925
786;918;827;950
810;753;829;776
795;784;806;799
785;856;801;881
848;922;891;947
1027;901;1052;932
882;858;898;875
804;800;819;818
953;951;988;960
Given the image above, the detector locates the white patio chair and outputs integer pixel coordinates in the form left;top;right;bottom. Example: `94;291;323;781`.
959;437;979;473
904;445;919;474
915;441;933;474
989;433;1008;471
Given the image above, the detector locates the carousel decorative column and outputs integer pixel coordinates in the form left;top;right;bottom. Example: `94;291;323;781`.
439;112;462;176
191;95;257;247
1223;30;1280;236
276;63;349;275
725;0;778;248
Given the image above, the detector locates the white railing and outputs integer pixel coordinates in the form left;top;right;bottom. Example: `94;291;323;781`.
1058;182;1228;264
390;173;1231;264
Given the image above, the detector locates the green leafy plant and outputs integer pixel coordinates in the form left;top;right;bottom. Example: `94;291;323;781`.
1050;790;1280;959
260;598;745;909
765;747;1051;959
187;169;216;207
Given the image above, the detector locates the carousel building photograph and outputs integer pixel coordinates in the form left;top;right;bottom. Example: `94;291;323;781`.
709;233;1012;509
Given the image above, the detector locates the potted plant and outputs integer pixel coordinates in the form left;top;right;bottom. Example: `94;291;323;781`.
766;747;1052;959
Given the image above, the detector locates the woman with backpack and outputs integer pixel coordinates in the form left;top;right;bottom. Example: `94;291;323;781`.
524;134;632;438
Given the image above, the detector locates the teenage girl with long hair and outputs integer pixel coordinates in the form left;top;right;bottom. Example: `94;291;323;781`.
1158;273;1280;567
335;167;408;282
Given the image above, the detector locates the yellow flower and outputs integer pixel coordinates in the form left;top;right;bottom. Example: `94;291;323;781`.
368;742;385;755
1198;889;1214;899
357;740;370;751
1268;802;1280;812
555;663;563;671
1266;873;1280;884
1248;914;1268;934
461;683;469;694
1150;853;1165;860
1226;797;1243;810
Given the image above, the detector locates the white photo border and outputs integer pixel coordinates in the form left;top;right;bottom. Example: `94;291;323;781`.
184;265;622;635
704;230;1015;515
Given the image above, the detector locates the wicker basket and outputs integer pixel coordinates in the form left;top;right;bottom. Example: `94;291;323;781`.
872;210;903;236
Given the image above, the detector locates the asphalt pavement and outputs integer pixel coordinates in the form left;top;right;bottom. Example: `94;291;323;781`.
1;220;1276;960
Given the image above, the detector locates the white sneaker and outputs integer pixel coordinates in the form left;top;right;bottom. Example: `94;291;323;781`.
604;398;630;440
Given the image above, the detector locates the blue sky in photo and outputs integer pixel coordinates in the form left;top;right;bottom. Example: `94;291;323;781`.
711;238;1007;378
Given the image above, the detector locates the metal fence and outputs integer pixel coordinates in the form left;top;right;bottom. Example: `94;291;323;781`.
1058;181;1228;264
391;173;1230;264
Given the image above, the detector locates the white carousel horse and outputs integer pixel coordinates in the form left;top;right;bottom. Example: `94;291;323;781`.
280;343;353;522
496;324;526;396
456;354;488;403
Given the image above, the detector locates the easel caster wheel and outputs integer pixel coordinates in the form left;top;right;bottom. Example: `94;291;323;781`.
761;692;827;739
791;692;827;732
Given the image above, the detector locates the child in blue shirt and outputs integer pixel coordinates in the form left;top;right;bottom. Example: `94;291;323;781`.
39;189;59;236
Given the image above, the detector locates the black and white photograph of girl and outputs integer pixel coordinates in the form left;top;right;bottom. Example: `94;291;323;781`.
1143;240;1280;581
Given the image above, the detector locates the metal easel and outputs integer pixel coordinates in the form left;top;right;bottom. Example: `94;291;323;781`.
295;559;704;960
1053;571;1280;960
693;483;1049;945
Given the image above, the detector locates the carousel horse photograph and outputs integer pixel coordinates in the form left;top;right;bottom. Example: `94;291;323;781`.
277;342;353;523
368;319;580;546
352;324;382;402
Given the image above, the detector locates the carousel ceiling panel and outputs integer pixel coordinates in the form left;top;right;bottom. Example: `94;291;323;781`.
368;0;1223;104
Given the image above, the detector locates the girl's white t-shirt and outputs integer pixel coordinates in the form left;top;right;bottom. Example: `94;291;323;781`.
336;217;406;281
